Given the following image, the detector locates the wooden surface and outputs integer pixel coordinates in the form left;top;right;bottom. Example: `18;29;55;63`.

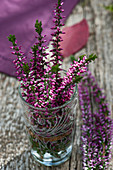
0;0;113;169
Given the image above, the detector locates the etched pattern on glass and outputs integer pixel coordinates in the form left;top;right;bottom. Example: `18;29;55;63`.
19;88;77;166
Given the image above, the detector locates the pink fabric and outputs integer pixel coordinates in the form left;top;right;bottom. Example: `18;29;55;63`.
60;19;89;57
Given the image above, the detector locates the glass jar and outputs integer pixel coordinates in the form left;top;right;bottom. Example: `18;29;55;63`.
18;84;77;166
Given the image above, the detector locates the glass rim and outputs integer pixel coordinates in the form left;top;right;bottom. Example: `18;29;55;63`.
18;84;77;111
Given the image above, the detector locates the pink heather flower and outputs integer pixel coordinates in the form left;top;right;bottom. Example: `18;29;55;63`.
11;52;15;54
8;1;97;109
10;46;14;49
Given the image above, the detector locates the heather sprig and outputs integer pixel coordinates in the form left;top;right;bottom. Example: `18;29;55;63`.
8;35;28;80
30;20;49;75
78;71;113;170
50;0;65;88
29;20;50;79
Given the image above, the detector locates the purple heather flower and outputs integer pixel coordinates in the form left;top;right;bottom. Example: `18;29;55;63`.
8;1;97;109
78;71;113;169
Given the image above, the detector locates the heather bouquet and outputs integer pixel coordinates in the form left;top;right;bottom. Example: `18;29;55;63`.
8;0;97;166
